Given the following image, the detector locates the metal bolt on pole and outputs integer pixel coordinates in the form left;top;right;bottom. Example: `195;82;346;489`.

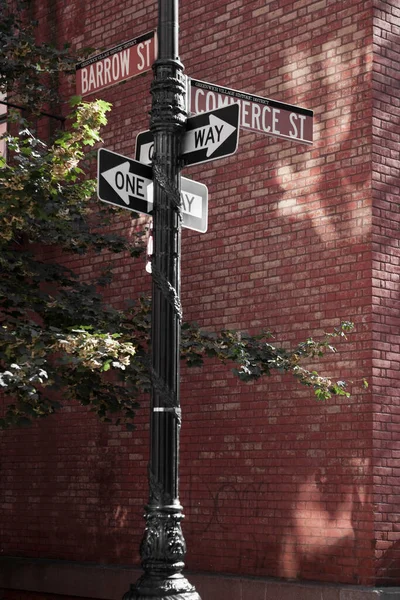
123;1;201;598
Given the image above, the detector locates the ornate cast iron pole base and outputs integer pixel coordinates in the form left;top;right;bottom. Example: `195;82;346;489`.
122;508;200;600
123;1;201;598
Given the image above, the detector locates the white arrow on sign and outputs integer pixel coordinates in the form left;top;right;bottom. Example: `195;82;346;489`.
182;113;236;158
101;161;152;205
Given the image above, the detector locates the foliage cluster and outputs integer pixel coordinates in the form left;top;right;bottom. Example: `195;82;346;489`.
0;1;356;430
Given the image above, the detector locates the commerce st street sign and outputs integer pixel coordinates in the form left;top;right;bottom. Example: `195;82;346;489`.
98;148;208;233
189;77;313;145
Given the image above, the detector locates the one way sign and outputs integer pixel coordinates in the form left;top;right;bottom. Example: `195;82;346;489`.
182;103;240;166
98;148;208;232
98;148;152;214
135;104;240;168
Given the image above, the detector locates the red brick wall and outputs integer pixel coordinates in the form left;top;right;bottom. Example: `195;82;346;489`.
371;0;400;585
180;0;375;584
1;0;398;590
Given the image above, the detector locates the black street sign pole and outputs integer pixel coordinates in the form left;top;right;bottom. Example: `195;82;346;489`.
123;0;201;599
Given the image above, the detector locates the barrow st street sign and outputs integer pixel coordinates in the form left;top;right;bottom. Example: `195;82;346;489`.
189;78;313;145
76;31;157;97
136;104;240;168
98;148;208;233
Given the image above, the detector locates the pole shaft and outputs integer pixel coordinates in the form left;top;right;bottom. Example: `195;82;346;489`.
123;1;201;598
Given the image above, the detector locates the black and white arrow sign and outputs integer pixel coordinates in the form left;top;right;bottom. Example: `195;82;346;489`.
135;130;155;165
98;148;208;232
135;104;240;169
184;114;235;155
182;103;240;166
148;178;208;232
98;148;152;214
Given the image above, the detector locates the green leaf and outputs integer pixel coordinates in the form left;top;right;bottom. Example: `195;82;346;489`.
70;95;82;107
